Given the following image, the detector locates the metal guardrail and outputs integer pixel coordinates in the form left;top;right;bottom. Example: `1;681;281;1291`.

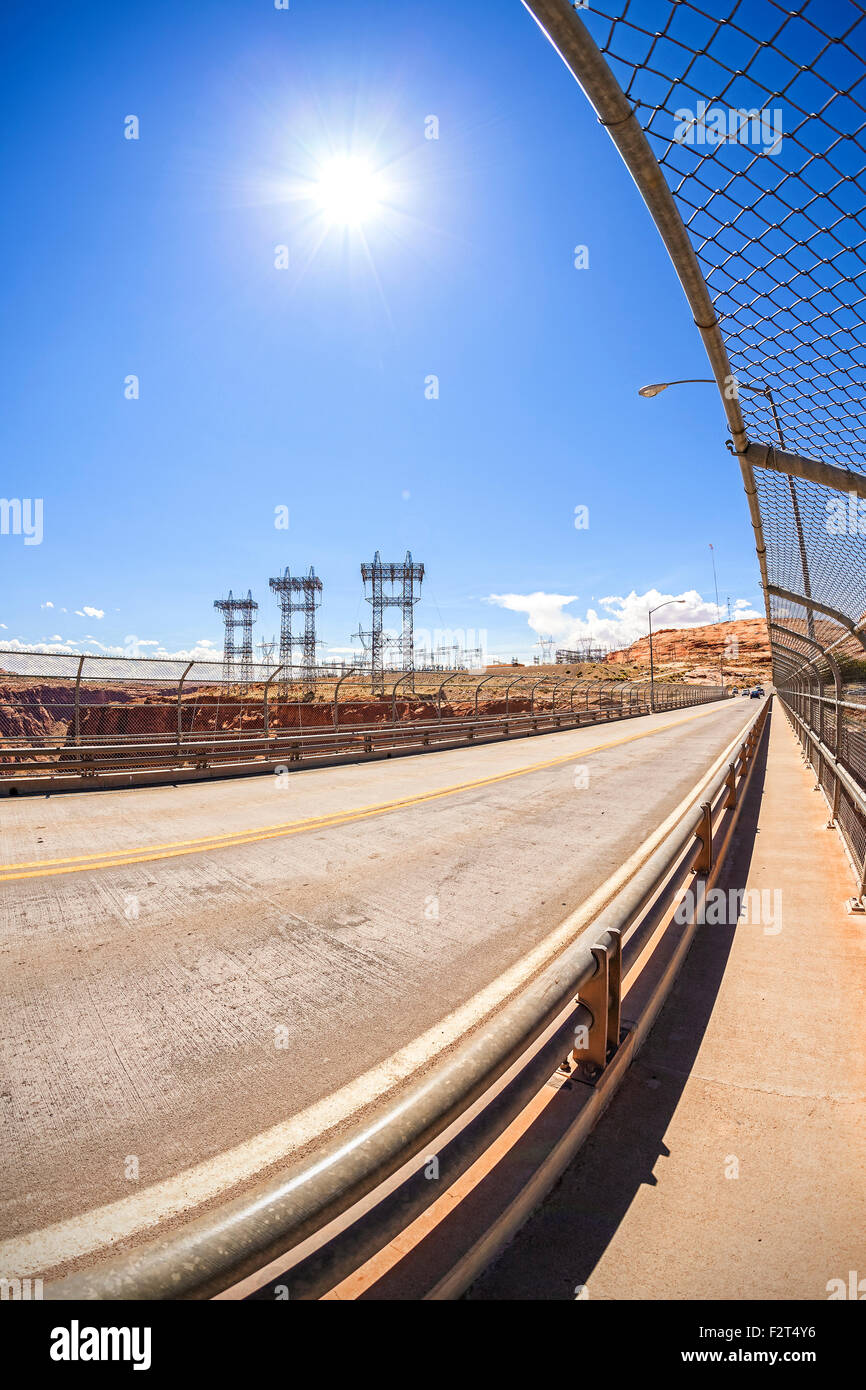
1;680;725;791
45;698;770;1300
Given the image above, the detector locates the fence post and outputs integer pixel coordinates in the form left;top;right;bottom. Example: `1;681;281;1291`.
474;673;498;716
392;673;409;723
333;666;356;730
263;664;285;737
177;661;194;750
829;773;841;828
73;655;85;744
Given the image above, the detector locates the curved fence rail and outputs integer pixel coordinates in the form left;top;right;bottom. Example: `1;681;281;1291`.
522;1;866;816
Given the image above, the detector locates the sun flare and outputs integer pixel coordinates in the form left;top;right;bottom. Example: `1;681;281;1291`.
313;155;388;226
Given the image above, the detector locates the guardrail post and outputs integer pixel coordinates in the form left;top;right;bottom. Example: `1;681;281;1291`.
724;761;737;809
574;932;622;1082
694;801;714;875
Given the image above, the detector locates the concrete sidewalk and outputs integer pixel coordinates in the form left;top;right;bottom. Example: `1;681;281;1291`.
469;705;866;1300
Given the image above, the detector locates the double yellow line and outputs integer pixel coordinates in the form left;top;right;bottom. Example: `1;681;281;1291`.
0;708;720;883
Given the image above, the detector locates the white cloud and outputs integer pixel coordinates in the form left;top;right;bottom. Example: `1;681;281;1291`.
41;601;54;610
82;606;104;619
485;588;762;651
0;636;228;662
0;623;6;630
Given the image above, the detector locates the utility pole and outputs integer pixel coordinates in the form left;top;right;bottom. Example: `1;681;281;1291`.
709;543;720;623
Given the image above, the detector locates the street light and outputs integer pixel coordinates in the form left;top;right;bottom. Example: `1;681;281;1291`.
649;599;686;712
638;376;772;404
637;379;716;398
639;375;815;641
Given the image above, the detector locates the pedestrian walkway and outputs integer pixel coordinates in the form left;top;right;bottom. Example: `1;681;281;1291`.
469;706;866;1300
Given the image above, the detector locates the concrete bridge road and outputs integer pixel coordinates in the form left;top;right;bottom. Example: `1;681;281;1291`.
0;698;755;1279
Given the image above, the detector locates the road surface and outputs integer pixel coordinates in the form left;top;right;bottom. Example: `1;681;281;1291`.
0;697;755;1277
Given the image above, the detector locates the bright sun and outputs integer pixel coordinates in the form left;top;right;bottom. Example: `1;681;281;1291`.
313;155;388;226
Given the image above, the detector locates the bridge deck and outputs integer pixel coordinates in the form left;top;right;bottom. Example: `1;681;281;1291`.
469;707;866;1300
0;699;751;1278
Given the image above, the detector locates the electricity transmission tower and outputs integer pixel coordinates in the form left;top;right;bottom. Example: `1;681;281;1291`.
214;590;258;682
360;550;425;695
268;566;323;685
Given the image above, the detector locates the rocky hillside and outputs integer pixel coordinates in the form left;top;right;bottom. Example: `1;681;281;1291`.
607;617;771;685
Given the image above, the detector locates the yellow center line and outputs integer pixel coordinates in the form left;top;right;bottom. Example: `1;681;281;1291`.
0;707;724;882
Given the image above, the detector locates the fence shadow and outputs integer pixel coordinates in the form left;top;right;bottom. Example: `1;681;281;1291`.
465;708;772;1301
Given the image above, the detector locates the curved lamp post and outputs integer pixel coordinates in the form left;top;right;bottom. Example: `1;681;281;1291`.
639;376;815;641
648;599;686;711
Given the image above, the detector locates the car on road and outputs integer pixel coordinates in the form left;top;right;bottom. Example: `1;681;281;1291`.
750;688;761;698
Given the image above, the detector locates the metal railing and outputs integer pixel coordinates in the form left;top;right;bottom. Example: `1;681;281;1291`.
778;686;866;895
0;648;726;789
45;697;770;1300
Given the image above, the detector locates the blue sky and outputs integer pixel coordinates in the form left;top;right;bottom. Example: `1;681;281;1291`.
0;0;764;665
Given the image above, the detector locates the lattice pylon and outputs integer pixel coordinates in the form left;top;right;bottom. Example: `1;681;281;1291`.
268;566;323;692
360;550;425;695
213;589;258;682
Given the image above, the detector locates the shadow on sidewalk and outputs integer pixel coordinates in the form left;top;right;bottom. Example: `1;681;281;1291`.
466;707;773;1301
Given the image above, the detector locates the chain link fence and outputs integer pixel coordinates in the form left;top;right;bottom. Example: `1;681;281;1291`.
0;648;725;779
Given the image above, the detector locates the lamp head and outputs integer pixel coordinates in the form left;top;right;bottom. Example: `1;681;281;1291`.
638;382;669;398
